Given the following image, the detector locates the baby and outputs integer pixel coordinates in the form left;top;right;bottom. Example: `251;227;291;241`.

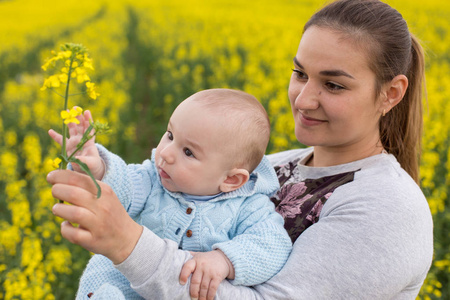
50;88;292;300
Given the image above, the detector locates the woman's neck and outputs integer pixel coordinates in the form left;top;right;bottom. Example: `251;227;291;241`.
307;143;385;167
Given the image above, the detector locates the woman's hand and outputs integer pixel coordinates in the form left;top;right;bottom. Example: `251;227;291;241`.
48;169;143;264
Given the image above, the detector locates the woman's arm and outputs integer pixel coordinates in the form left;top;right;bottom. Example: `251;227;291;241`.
48;170;265;299
118;188;431;300
48;169;432;300
117;226;264;299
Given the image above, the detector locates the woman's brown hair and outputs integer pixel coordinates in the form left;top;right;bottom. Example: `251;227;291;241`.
304;0;426;183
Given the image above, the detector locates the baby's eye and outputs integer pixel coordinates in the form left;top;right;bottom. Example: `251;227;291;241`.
183;148;194;157
325;82;345;91
292;68;308;80
167;131;173;140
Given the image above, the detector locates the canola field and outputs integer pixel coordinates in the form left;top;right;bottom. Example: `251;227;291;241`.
0;0;449;298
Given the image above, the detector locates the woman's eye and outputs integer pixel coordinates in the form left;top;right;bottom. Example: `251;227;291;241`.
325;82;345;91
167;131;173;140
292;68;307;80
184;148;194;157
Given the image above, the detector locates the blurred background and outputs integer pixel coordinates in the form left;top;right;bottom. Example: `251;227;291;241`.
0;0;448;298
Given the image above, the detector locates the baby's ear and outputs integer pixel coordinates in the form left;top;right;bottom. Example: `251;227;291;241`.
219;168;250;193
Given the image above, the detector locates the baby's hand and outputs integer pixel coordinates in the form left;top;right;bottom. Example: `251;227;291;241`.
48;110;105;180
180;249;234;300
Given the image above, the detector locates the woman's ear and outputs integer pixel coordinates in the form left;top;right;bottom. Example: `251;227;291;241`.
380;74;408;115
219;168;250;193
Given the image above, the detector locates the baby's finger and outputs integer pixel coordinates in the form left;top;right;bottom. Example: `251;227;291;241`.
48;129;63;146
179;259;196;285
83;110;95;137
67;120;80;137
189;270;202;299
84;110;93;123
198;276;210;300
206;278;220;300
80;111;90;133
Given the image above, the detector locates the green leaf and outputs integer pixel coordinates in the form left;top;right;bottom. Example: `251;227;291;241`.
70;157;102;198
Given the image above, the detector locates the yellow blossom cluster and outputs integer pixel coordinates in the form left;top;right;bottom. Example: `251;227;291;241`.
0;0;448;298
41;44;99;100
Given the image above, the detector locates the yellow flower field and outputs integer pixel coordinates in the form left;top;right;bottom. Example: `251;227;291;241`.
0;0;448;298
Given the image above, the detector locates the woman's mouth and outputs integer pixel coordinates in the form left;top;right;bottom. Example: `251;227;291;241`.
299;111;326;126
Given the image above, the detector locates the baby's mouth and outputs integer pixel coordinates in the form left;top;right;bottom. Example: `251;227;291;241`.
158;167;171;179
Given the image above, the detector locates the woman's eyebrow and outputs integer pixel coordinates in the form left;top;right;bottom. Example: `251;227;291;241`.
320;69;355;79
293;56;354;79
293;57;302;68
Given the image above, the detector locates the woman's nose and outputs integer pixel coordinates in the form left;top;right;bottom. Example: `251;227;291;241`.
293;81;320;111
160;144;175;164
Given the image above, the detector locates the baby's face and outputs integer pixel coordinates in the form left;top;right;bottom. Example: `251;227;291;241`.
155;98;234;195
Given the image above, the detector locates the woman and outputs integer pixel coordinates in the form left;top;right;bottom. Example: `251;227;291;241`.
49;0;433;299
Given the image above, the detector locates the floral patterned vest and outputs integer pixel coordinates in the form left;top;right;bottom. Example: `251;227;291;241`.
271;158;358;243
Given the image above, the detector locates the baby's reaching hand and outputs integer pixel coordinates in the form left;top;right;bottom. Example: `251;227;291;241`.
48;110;105;180
180;249;235;300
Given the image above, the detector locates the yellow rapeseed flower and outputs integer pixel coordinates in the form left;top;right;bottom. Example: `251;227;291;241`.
86;81;99;99
83;58;94;70
0;222;21;256
40;75;61;90
23;134;42;176
59;50;72;59
4;130;17;147
51;157;62;169
73;67;91;83
60;106;83;124
5;180;26;200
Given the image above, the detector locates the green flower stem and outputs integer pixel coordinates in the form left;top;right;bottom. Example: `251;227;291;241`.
61;54;76;169
58;53;75;203
66;124;95;162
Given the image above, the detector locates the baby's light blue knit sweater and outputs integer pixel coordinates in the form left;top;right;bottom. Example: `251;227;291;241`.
76;145;292;299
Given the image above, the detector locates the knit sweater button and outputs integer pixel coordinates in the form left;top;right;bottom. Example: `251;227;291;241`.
186;230;193;237
186;207;193;214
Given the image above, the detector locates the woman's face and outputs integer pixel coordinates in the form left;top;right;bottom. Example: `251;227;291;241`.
289;26;383;157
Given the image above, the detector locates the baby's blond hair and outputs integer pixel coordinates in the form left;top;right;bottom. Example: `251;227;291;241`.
190;88;270;173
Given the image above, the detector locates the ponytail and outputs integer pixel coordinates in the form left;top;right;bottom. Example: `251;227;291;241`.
380;35;425;183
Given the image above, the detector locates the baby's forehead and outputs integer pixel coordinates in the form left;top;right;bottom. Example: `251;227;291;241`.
173;94;256;137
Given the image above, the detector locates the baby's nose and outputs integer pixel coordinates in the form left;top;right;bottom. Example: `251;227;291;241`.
160;145;175;164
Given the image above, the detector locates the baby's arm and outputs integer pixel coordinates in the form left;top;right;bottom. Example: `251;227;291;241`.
48;110;105;180
95;144;154;218
215;196;291;286
180;195;292;299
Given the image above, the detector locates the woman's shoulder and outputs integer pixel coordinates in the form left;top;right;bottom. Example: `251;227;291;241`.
327;153;430;221
355;153;421;193
333;153;423;200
